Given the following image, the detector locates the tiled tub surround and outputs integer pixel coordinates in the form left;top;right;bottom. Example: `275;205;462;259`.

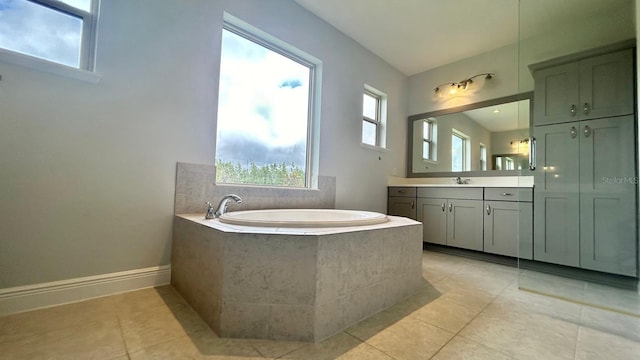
174;162;336;214
171;214;423;342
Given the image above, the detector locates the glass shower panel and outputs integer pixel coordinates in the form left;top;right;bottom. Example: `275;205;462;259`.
517;0;640;316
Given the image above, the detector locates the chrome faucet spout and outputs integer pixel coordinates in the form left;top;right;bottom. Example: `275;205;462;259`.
452;177;470;185
213;194;243;218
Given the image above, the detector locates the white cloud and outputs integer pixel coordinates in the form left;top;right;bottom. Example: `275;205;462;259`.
216;29;310;149
0;0;82;67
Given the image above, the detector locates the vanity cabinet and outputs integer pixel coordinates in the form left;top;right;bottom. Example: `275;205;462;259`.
387;187;417;220
483;188;533;260
416;188;484;251
533;116;637;276
532;48;634;126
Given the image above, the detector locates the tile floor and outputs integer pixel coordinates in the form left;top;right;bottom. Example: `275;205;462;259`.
1;250;640;359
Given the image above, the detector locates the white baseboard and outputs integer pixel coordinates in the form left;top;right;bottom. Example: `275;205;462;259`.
0;265;171;316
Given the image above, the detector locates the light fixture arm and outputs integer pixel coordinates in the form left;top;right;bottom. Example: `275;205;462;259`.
434;72;495;93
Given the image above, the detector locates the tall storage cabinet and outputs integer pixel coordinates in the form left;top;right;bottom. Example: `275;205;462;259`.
533;48;634;126
531;43;638;277
579;116;637;276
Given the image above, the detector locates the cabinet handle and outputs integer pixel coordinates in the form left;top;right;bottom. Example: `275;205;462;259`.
570;104;577;116
583;102;591;115
397;190;405;194
441;203;446;212
411;201;415;209
486;204;491;215
570;126;578;139
529;137;536;171
448;203;453;212
584;125;591;138
500;192;513;196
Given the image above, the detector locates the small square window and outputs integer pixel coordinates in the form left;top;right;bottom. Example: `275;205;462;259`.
362;87;387;148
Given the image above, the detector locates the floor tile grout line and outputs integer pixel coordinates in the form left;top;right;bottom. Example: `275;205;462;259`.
114;311;132;358
341;330;401;360
425;275;521;360
572;326;583;360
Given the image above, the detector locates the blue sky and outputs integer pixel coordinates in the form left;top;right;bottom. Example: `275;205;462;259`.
0;0;90;67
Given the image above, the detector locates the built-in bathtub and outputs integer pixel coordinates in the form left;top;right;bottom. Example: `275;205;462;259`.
219;208;388;227
171;209;424;342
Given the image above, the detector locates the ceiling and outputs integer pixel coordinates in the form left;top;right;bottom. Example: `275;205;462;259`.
293;0;628;76
462;100;528;133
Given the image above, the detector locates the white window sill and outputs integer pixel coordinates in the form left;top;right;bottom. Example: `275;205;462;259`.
360;143;389;153
0;49;101;84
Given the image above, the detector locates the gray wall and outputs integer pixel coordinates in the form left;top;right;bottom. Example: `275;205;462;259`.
0;0;408;288
491;129;530;155
408;2;635;116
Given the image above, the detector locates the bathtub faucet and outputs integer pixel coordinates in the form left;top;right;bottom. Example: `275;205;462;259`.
206;194;242;219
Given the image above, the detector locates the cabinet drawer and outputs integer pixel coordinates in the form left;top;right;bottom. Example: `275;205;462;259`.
388;187;416;197
484;188;533;202
417;187;483;200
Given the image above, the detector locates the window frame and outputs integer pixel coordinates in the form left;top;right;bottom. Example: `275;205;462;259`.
362;89;381;147
0;0;99;71
422;119;434;160
451;129;470;172
361;84;387;149
479;143;487;171
215;17;320;189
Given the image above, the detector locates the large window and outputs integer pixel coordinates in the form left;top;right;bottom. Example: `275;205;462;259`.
480;143;487;171
451;129;470;172
215;22;316;188
0;0;98;70
362;85;387;148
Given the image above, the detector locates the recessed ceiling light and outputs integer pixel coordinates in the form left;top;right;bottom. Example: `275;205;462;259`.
493;109;501;113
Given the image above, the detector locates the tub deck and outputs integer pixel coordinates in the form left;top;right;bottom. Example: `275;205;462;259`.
171;214;424;342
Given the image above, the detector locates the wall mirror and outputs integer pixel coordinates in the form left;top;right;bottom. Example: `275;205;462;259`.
407;92;533;177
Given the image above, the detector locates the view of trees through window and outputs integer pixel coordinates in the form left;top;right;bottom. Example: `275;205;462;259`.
215;26;313;187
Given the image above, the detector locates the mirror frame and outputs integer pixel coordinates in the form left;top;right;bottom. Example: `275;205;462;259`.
407;91;534;178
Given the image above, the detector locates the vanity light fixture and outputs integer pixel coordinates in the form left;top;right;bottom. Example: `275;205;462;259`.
510;138;530;145
433;73;495;94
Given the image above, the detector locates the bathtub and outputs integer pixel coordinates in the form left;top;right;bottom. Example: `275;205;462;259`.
171;211;423;342
219;208;388;227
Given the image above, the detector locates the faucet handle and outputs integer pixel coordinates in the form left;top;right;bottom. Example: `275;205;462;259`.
205;201;215;219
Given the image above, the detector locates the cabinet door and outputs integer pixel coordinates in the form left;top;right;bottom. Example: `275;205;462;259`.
417;198;447;245
533;62;580;126
446;199;484;251
388;196;417;220
484;201;533;259
579;116;637;276
579;49;634;121
533;123;580;266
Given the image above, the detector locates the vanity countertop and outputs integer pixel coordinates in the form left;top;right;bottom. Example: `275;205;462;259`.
388;176;534;188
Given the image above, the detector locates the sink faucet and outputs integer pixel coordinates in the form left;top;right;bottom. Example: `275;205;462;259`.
205;194;243;219
453;177;470;185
